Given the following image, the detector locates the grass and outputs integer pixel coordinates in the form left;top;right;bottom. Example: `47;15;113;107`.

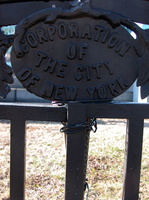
0;119;149;200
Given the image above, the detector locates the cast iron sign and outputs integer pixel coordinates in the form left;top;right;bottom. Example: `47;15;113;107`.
10;2;149;102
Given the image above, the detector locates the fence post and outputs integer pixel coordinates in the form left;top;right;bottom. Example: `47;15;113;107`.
10;118;26;200
122;116;144;200
65;103;90;200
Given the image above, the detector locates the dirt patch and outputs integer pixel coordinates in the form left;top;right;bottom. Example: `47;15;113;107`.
0;119;149;200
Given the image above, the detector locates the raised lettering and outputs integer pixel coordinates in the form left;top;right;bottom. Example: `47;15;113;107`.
116;77;129;90
54;85;63;100
78;43;88;60
115;40;130;56
24;74;39;87
92;61;114;79
67;43;77;60
102;29;110;43
20;39;29;54
108;33;119;48
103;61;114;75
65;86;78;101
87;87;95;99
40;81;55;98
94;25;104;42
92;63;102;79
47;25;56;41
74;65;83;81
35;51;47;67
13;19;137;102
36;28;48;44
56;61;67;78
26;32;38;48
96;84;107;98
108;80;120;96
69;23;79;38
85;65;91;81
58;22;68;39
18;67;32;81
81;24;91;39
43;57;57;73
17;67;39;88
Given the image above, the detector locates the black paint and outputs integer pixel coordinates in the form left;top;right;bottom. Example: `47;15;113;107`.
11;2;147;101
0;1;149;200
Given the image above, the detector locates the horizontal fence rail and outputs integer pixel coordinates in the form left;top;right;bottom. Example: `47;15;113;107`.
76;102;148;200
0;103;67;121
0;102;149;200
0;103;67;200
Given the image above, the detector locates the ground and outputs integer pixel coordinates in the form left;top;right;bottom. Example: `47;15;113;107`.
0;119;149;200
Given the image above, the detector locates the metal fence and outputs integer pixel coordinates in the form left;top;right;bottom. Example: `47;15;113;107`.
0;102;148;200
0;1;149;200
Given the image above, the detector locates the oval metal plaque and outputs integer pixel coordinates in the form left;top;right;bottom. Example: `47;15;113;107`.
11;5;140;102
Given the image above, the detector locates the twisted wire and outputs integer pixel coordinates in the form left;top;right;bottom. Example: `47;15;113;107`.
60;118;97;134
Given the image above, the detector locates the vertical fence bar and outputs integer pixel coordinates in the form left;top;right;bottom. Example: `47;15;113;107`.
10;118;26;200
122;117;144;200
65;103;90;200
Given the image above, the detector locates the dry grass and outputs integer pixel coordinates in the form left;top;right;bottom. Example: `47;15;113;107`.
0;119;149;200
